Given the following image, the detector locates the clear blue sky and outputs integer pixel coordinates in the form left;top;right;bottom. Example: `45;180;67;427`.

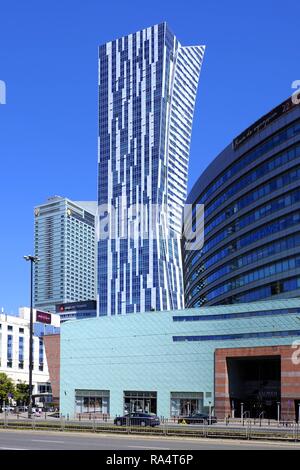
0;0;299;313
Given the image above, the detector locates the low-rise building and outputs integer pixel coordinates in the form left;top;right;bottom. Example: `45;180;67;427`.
0;308;60;408
60;299;300;420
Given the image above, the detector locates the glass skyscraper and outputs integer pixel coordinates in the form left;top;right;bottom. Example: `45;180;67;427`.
98;23;205;315
184;97;300;307
34;196;97;313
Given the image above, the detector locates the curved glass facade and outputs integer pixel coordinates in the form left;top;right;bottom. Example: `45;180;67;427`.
184;98;300;307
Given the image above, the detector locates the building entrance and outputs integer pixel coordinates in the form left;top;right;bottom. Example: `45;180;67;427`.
227;356;281;419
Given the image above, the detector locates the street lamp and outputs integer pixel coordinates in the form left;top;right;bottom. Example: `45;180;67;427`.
277;402;281;426
24;255;39;418
208;401;212;425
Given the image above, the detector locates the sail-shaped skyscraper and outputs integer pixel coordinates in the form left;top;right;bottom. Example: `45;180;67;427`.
98;23;205;315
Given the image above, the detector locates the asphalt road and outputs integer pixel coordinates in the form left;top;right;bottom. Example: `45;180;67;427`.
0;429;300;450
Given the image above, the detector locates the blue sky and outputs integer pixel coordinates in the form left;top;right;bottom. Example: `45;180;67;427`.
0;0;299;313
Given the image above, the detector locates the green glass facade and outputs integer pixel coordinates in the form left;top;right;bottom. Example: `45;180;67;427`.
60;298;300;418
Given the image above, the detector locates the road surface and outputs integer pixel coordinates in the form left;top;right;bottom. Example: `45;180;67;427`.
0;429;299;450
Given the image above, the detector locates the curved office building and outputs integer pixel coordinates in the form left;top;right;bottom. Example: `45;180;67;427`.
184;97;300;307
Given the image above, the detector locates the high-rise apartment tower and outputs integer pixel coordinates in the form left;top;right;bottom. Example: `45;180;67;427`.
98;23;205;315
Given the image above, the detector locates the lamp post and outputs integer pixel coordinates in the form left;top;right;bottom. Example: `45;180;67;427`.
208;401;212;425
24;255;39;418
277;402;281;426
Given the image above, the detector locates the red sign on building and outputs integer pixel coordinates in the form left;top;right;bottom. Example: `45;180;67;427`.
36;311;52;324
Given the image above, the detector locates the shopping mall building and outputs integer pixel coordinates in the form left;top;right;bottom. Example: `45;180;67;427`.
59;96;300;421
60;298;300;420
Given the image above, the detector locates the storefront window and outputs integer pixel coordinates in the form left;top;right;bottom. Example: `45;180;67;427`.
123;391;157;415
75;390;110;415
170;392;204;416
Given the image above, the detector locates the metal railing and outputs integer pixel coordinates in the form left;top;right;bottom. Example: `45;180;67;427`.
0;412;299;442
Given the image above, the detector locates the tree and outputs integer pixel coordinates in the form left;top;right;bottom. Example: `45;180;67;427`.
15;382;30;406
0;373;15;410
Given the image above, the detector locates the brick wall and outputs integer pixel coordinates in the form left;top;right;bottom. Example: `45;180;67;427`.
215;345;300;420
44;334;60;407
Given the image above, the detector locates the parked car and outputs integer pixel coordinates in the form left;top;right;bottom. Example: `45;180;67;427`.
178;413;217;425
2;406;14;412
48;412;60;418
42;406;55;412
16;406;28;412
114;413;160;427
